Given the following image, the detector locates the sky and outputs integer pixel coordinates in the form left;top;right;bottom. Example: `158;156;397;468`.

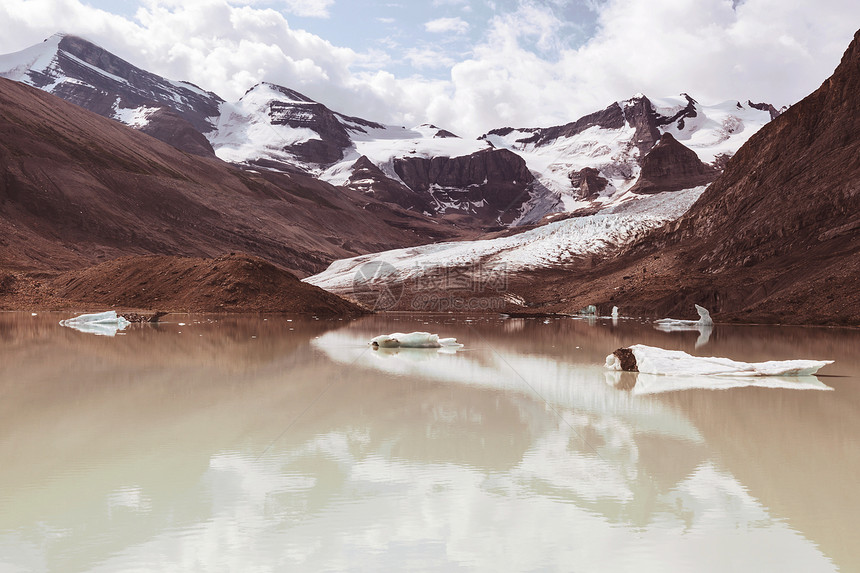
0;0;858;136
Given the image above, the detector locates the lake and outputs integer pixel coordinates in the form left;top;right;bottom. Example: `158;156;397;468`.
1;312;858;572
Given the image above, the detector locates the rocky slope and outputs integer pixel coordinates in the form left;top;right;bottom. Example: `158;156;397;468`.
53;253;367;315
627;132;718;194
0;76;465;277
392;148;535;225
0;253;367;315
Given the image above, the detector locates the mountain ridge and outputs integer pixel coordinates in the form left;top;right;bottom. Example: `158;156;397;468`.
1;33;778;228
0;75;465;276
512;28;860;324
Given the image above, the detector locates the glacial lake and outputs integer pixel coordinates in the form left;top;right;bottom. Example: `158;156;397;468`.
1;312;859;572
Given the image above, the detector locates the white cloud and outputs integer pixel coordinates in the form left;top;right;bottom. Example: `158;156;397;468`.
0;0;858;139
417;0;860;134
425;17;471;34
230;0;335;18
280;0;334;17
405;47;456;69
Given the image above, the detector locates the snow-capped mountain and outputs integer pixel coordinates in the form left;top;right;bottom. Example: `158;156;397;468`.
0;33;223;156
482;93;778;222
210;84;536;225
0;34;779;229
211;82;386;170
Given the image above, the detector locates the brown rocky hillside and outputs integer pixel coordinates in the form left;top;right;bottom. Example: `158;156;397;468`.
519;29;860;325
0;77;465;276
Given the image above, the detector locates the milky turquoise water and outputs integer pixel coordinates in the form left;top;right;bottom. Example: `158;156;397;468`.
1;312;858;572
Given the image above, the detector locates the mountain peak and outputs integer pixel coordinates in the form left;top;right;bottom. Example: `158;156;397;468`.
627;131;717;194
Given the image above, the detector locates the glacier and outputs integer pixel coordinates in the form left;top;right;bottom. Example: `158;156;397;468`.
305;187;706;294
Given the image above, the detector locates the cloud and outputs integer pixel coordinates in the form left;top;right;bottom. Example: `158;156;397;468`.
230;0;335;17
425;17;471;34
405;47;456;69
419;0;860;134
280;0;334;17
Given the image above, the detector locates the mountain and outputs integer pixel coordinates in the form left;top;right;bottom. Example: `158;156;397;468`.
627;132;718;194
482;94;776;223
210;85;539;226
211;81;386;170
0;76;464;277
0;33;223;156
307;29;859;325
507;28;860;325
1;34;778;229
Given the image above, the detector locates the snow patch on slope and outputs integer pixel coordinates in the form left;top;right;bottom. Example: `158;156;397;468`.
654;97;769;164
486;122;640;205
486;95;772;221
209;84;322;168
0;34;63;81
112;101;160;128
320;123;491;185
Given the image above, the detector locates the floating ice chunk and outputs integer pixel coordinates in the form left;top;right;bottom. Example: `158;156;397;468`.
370;332;463;349
60;311;131;337
655;304;713;328
605;344;833;377
654;304;714;346
579;304;597;316
694;304;713;326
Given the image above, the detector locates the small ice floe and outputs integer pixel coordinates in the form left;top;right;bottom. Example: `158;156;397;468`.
605;344;832;377
578;304;597;316
370;332;463;349
60;311;131;337
654;304;713;347
655;304;713;328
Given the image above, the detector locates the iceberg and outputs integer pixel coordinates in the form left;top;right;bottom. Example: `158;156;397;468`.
370;332;463;349
60;311;131;337
655;304;713;328
605;344;833;377
654;304;713;347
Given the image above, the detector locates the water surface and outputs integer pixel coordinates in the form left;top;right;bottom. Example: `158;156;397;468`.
1;312;858;572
